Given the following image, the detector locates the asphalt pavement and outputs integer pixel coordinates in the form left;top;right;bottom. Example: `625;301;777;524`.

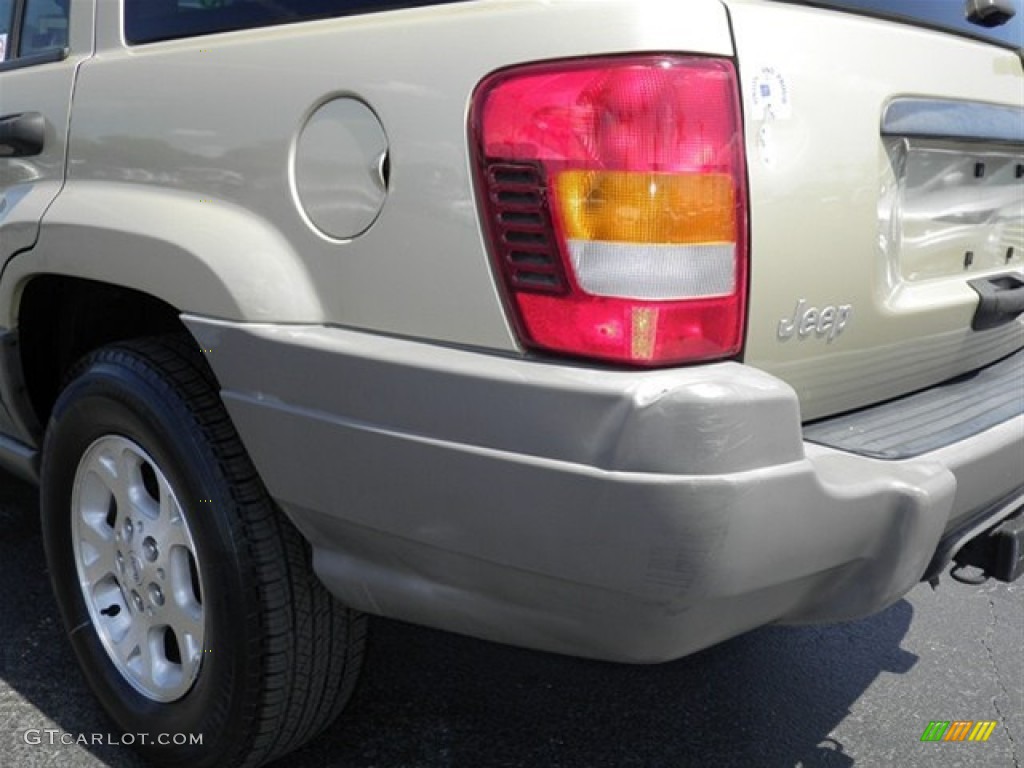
2;470;1020;768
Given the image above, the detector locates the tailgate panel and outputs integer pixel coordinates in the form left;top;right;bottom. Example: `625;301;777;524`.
724;0;1024;420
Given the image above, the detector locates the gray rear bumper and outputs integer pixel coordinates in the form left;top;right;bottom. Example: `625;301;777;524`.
185;317;1024;663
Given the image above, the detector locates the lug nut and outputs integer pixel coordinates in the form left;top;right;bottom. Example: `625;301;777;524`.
148;583;165;607
143;537;159;562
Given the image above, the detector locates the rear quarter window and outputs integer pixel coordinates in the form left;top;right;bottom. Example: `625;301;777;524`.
125;0;468;44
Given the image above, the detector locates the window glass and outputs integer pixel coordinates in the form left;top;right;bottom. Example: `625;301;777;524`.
771;0;1022;49
125;0;467;44
0;0;13;60
21;0;69;56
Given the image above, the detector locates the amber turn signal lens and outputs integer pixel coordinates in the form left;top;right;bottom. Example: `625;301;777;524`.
555;171;736;245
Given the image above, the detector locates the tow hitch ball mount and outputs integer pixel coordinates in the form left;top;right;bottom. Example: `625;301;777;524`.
951;509;1024;584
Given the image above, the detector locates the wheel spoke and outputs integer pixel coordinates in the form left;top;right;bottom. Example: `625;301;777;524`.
78;509;113;545
169;544;202;606
77;515;115;571
132;488;160;524
150;485;191;553
167;600;204;666
121;449;159;523
168;596;203;639
79;541;118;587
111;444;144;526
117;618;153;680
91;445;120;492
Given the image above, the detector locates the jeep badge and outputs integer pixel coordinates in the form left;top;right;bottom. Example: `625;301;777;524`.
778;299;853;343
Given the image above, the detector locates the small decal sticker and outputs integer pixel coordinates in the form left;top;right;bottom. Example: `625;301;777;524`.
0;34;7;62
750;66;791;121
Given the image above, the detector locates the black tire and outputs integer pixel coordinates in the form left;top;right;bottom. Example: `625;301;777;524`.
40;335;366;768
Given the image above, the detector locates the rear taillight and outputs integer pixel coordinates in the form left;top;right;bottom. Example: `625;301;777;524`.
471;56;748;366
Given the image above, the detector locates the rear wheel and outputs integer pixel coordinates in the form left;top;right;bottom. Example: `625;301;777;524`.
41;335;365;768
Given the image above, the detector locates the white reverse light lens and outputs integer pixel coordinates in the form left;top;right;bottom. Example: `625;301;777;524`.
568;241;737;300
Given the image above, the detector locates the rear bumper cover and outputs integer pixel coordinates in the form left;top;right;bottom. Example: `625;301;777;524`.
185;316;1024;663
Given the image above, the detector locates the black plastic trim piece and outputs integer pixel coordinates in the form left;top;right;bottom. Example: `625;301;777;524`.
7;0;25;62
804;348;1024;459
0;47;68;73
922;489;1024;582
954;508;1024;582
882;98;1024;145
970;274;1024;330
0;330;41;444
0;433;38;484
0;111;45;157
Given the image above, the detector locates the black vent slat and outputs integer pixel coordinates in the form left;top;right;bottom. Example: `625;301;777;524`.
495;190;541;207
504;231;548;245
513;272;561;289
499;211;544;226
483;159;565;294
490;165;542;185
509;251;557;267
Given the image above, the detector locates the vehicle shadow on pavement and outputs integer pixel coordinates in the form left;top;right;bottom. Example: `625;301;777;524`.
296;607;917;768
1;470;917;768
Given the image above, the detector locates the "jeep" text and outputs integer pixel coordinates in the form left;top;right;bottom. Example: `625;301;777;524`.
777;299;852;343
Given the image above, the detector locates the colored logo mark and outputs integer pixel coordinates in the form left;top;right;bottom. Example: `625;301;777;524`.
921;721;997;742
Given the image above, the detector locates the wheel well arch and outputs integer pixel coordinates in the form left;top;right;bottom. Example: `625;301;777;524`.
16;275;190;434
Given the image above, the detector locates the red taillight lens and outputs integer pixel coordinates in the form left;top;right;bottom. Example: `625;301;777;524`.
472;56;748;365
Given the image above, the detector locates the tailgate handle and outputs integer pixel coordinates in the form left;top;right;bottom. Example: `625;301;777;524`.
0;112;45;158
969;274;1024;331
